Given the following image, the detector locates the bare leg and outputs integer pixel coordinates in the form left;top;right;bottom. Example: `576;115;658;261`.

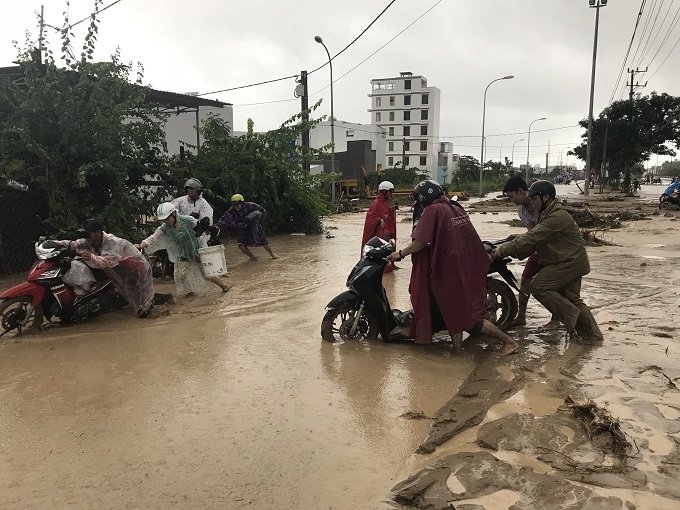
480;319;519;355
262;244;278;259
450;331;463;352
207;276;231;292
238;244;257;261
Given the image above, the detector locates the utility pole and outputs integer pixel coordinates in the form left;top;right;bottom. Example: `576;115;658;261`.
600;121;608;193
545;140;550;178
627;67;648;102
298;70;310;171
38;5;45;59
402;137;407;168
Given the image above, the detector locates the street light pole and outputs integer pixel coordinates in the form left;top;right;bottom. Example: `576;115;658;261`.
511;138;524;169
525;117;547;182
585;0;607;196
315;35;336;202
479;75;514;196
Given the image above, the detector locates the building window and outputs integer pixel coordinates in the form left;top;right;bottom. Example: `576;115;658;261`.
404;79;411;90
373;83;395;90
388;141;394;151
403;126;410;136
421;125;428;136
440;143;446;152
442;156;448;166
404;111;410;121
404;95;411;106
420;156;427;166
388;156;394;166
346;129;354;137
389;126;394;136
389;111;395;121
421;110;428;120
420;140;427;151
404;141;410;151
389;96;395;106
404;156;410;166
376;112;381;122
375;97;382;107
422;94;429;105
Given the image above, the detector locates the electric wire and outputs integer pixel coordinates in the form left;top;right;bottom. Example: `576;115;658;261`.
309;0;446;98
200;0;400;96
633;0;666;69
647;27;680;79
608;0;647;105
637;0;673;64
69;0;125;28
630;0;658;67
646;2;680;67
308;0;397;75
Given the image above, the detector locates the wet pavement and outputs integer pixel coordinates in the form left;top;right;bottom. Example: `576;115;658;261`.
1;183;679;509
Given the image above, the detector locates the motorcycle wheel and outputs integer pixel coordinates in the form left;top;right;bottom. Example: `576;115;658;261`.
0;296;44;338
321;301;378;342
485;278;518;331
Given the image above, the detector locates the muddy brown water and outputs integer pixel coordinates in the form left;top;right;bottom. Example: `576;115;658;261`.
1;184;679;509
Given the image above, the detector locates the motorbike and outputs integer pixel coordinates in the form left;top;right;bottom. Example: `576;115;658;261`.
0;239;129;338
659;190;680;209
321;236;519;343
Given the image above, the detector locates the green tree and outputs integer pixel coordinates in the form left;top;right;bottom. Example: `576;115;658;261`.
179;110;327;234
0;4;171;238
365;166;428;192
660;160;680;177
570;93;680;190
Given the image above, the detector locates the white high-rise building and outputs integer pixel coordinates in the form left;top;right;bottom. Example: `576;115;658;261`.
368;72;441;177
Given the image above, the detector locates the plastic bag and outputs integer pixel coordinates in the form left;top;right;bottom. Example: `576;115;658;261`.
63;259;96;295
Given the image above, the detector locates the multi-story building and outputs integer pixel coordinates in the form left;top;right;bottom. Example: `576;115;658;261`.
437;142;459;184
368;72;441;178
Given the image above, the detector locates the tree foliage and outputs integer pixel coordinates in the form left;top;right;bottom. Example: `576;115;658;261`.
365;166;429;191
177;109;328;234
0;5;171;238
570;93;680;182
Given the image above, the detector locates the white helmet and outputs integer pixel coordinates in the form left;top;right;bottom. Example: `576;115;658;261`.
156;202;177;220
378;181;395;191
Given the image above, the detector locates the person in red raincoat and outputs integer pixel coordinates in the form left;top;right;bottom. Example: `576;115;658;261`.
387;180;518;354
361;181;397;272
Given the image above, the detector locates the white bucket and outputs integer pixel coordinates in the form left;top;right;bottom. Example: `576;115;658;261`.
198;245;227;277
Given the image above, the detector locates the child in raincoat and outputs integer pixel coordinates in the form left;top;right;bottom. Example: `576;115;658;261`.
138;203;231;297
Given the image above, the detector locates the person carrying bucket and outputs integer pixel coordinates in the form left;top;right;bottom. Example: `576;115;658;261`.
217;194;277;262
137;203;231;296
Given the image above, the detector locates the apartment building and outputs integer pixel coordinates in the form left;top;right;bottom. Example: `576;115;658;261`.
368;72;441;178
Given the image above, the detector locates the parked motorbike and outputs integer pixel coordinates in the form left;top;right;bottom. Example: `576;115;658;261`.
0;239;128;338
320;237;519;343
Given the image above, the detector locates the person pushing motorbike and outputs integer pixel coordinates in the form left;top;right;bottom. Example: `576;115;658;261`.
387;180;518;354
58;219;156;318
361;181;397;272
491;180;603;343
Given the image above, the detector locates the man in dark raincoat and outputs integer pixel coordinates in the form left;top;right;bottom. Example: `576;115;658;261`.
387;180;517;354
361;181;397;272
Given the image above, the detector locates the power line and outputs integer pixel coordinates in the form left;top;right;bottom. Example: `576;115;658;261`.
608;0;647;105
638;0;674;65
69;0;125;28
309;0;446;97
200;0;402;96
198;75;299;96
645;2;680;68
647;28;680;79
308;0;398;76
634;0;666;68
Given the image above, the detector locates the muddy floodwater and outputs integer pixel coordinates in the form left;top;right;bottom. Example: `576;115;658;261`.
1;184;679;509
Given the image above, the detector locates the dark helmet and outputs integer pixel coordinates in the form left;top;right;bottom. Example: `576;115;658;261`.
412;180;443;207
526;180;556;199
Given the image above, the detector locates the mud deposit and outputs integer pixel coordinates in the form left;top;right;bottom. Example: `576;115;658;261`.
1;184;679;509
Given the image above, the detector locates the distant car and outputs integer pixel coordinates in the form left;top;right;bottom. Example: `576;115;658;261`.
652;177;662;184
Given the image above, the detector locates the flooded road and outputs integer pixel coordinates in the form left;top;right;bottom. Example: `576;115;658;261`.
1;183;679;509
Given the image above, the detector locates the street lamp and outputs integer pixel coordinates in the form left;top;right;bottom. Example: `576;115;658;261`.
479;75;514;195
511;138;524;169
525;117;547;182
585;0;607;196
314;35;336;202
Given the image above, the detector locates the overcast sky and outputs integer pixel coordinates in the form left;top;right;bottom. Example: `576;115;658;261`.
2;0;679;168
